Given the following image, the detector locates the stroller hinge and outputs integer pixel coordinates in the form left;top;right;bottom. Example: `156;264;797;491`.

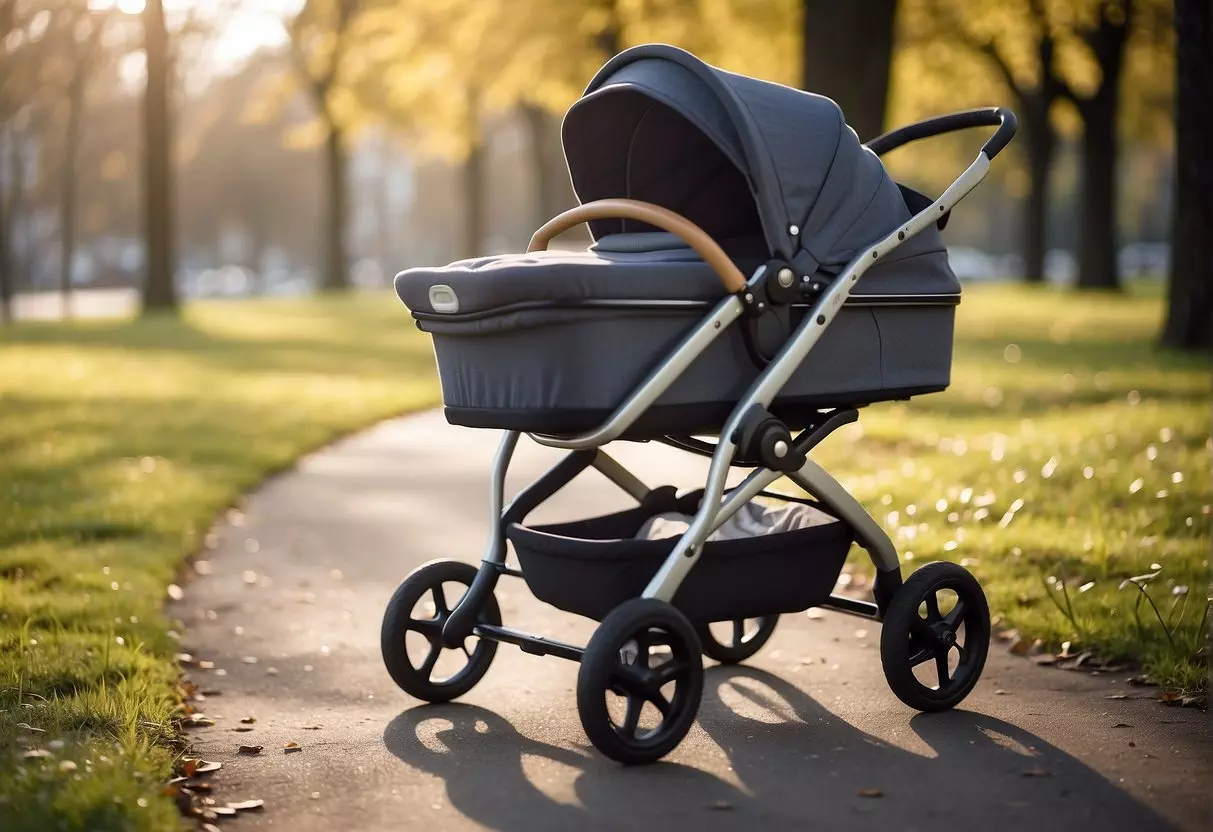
732;405;807;473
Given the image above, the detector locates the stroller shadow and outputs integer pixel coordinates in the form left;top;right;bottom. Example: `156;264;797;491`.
383;667;1175;832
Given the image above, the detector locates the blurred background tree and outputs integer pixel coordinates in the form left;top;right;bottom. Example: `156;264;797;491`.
0;0;1203;350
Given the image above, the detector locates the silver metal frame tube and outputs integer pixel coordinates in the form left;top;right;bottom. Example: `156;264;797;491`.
641;153;993;601
591;450;651;502
481;430;520;565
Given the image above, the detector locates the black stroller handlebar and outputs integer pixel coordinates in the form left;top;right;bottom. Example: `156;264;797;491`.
866;107;1018;161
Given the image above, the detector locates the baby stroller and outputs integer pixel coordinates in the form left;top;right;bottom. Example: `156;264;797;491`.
383;44;1017;764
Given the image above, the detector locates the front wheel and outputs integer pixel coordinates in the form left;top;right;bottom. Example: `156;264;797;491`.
879;561;990;712
381;559;500;703
577;599;704;765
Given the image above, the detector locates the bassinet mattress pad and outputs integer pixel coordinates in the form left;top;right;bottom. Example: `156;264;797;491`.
395;234;959;327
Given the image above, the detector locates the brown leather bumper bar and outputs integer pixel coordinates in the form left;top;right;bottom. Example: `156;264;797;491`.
526;198;748;294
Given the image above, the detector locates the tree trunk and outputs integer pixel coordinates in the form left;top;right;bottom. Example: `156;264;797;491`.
1021;113;1054;283
461;136;484;260
321;120;349;291
1075;94;1120;290
802;0;898;141
141;0;178;312
1161;0;1213;350
60;73;85;319
1072;3;1131;291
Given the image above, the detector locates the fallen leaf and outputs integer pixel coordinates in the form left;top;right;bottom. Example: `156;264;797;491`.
15;723;45;733
284;741;302;753
238;745;263;755
228;799;265;811
232;726;254;732
181;714;216;727
202;825;221;832
994;689;1009;695
1159;691;1180;704
1008;638;1031;657
1105;694;1129;700
198;661;215;670
1021;766;1052;778
200;689;222;696
301;724;322;730
183;759;222;776
240;716;256;724
857;787;883;798
240;656;258;665
211;806;237;817
22;749;53;759
175;653;196;666
1112;722;1133;728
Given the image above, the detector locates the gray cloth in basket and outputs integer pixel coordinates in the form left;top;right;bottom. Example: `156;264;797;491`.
636;501;837;543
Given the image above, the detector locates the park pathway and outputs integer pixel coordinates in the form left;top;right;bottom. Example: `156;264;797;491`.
170;411;1210;831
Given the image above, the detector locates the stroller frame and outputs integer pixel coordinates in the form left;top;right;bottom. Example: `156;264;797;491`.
440;108;1015;648
384;107;1017;764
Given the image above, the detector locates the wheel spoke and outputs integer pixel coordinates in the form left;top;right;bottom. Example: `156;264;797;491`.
943;599;966;630
934;647;951;687
924;592;942;622
408;617;443;639
431;586;449;617
908;645;935;667
621;694;643;737
646;689;671;717
954;641;968;665
732;619;745;646
419;643;441;679
653;659;686;687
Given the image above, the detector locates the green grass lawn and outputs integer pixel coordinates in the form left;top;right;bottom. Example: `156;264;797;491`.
1;293;439;830
0;285;1207;829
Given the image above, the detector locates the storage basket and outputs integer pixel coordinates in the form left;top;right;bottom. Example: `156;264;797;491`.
507;487;853;622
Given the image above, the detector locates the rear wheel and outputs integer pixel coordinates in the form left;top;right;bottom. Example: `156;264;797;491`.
577;599;704;765
695;616;778;664
879;561;990;712
381;559;500;703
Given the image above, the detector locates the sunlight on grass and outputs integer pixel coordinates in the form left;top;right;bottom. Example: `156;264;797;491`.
0;292;437;830
812;285;1211;696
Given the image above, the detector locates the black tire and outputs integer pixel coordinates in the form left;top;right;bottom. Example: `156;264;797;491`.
381;559;500;703
880;561;990;712
695;615;779;664
576;598;704;765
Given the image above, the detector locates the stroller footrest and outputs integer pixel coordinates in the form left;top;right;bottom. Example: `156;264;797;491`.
474;623;584;662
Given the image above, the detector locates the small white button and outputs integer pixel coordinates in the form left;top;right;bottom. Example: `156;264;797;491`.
428;284;459;313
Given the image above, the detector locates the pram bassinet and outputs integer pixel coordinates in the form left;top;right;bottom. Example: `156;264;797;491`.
395;45;962;438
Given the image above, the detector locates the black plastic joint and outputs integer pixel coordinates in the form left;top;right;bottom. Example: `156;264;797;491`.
733;405;806;473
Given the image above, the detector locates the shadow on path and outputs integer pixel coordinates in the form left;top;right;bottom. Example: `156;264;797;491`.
383;666;1174;832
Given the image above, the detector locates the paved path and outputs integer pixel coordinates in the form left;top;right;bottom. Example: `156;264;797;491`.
172;411;1210;831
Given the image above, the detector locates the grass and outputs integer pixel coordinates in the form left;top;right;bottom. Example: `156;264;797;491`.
811;284;1210;697
0;293;438;830
0;284;1207;828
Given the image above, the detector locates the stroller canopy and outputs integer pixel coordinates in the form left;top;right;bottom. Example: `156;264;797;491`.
562;44;928;278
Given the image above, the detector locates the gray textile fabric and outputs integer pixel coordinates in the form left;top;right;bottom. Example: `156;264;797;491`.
636;501;838;543
564;44;952;278
394;234;959;318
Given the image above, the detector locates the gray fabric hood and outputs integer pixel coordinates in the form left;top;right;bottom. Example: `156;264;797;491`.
562;44;937;278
